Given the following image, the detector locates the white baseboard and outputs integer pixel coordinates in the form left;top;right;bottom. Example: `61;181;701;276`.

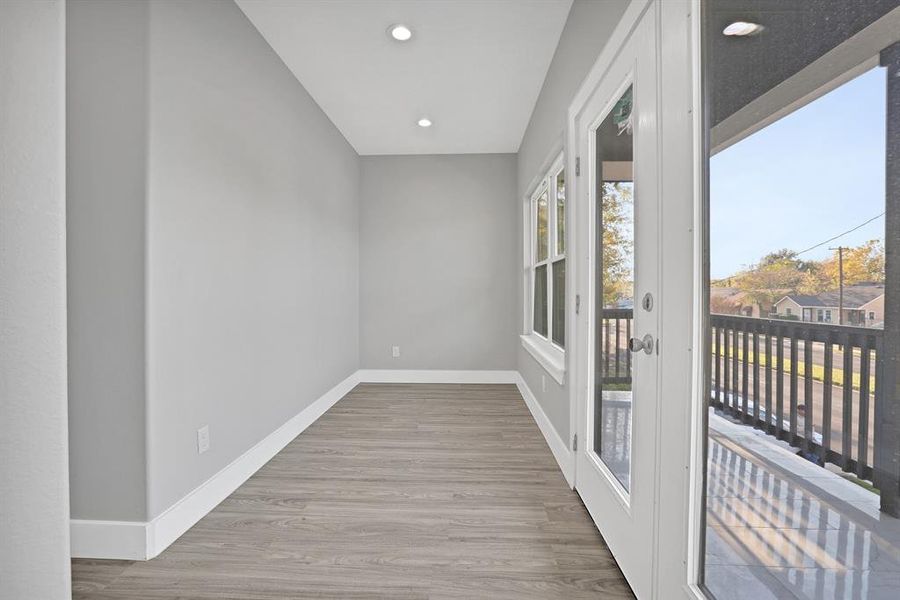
71;368;572;561
70;370;362;561
146;370;361;558
514;373;575;487
357;369;518;384
70;519;150;560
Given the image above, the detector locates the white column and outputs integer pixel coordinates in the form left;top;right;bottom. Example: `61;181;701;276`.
876;40;900;517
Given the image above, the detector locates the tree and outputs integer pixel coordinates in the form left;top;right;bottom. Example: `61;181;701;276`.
600;182;633;307
730;250;807;310
758;249;813;271
710;293;742;315
819;239;885;287
725;241;885;311
798;263;832;295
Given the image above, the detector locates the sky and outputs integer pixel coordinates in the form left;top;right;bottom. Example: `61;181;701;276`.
710;67;887;280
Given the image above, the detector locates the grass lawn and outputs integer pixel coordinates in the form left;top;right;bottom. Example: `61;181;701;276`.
714;346;876;392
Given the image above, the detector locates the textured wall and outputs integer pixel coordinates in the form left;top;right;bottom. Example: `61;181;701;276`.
0;1;71;597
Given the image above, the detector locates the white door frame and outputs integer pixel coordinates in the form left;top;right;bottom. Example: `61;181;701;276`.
571;3;660;596
564;1;706;598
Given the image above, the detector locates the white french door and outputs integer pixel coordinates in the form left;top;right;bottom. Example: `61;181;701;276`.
572;4;660;598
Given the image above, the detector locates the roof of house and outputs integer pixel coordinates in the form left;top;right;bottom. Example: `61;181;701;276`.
781;284;884;309
779;294;824;307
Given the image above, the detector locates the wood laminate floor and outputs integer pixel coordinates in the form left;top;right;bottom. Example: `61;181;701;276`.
72;383;634;599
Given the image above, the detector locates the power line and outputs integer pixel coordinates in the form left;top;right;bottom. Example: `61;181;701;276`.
710;211;885;286
793;211;885;257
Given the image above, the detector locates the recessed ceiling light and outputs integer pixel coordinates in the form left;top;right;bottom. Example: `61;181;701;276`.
417;118;432;128
389;24;412;42
723;21;763;36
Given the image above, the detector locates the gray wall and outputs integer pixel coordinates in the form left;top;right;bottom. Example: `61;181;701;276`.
516;0;629;442
0;1;72;597
64;0;627;532
67;0;149;521
145;0;360;516
66;0;361;521
360;154;517;370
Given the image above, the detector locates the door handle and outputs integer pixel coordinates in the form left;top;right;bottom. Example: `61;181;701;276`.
628;334;654;355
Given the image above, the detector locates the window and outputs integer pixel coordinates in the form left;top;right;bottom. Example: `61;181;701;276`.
869;311;876;321
552;168;566;346
530;160;566;346
825;309;832;322
817;309;824;322
785;307;792;316
522;155;566;382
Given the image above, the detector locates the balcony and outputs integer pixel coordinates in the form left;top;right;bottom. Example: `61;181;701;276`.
709;314;896;515
602;310;897;511
601;308;900;597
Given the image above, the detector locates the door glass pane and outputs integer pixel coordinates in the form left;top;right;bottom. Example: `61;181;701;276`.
556;169;566;254
702;3;899;598
552;258;565;347
594;85;635;492
536;189;549;262
533;264;548;337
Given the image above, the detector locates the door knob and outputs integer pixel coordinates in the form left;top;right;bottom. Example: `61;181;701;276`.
628;334;654;355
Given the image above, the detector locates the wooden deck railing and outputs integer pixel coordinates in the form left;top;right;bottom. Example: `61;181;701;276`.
600;308;632;384
598;308;898;513
709;314;885;483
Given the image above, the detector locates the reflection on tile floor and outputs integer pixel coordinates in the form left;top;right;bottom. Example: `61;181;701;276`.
597;390;632;491
705;410;900;600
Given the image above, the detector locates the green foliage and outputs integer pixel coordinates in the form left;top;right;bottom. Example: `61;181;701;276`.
601;182;633;307
727;240;884;309
730;252;807;309
771;313;800;321
820;240;885;287
714;344;875;391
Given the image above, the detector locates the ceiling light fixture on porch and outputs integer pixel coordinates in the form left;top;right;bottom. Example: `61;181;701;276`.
388;24;412;41
722;21;763;36
417;117;432;128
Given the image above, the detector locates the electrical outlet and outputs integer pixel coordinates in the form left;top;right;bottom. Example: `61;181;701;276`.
542;375;547;393
391;345;400;358
197;425;210;454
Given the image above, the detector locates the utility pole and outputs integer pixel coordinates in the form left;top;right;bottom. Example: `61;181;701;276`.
830;246;845;324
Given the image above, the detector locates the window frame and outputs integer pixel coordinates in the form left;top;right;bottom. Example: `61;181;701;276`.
521;154;566;384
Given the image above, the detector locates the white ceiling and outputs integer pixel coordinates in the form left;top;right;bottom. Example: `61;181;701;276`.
236;0;573;155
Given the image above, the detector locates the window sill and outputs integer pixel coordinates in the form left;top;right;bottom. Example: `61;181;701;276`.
520;334;565;385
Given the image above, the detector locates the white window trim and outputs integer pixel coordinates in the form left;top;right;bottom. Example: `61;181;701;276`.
522;153;566;383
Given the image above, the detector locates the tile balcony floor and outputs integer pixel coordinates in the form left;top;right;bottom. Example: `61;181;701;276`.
705;410;900;600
